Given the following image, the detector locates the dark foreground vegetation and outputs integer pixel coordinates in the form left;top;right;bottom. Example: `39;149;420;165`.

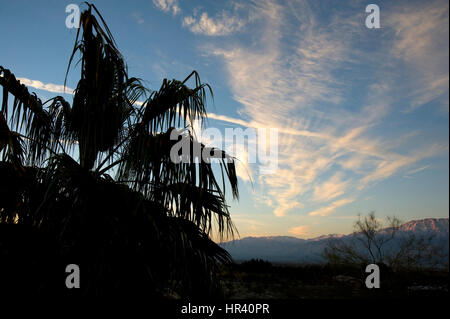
0;3;238;298
220;259;449;299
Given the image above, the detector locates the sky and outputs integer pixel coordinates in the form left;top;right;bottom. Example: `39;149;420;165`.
0;0;448;239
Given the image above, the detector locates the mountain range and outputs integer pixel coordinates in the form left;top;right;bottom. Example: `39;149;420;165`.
220;218;449;264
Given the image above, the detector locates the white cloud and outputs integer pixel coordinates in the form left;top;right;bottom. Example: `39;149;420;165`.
274;200;302;217
183;11;245;36
152;0;181;16
16;77;74;94
406;165;430;175
288;225;309;237
309;198;354;217
313;172;350;203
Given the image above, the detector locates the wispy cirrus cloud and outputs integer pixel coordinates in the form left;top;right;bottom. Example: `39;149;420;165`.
406;165;431;176
208;0;360;216
313;172;350;202
359;144;446;189
309;198;355;217
204;0;447;218
387;0;449;112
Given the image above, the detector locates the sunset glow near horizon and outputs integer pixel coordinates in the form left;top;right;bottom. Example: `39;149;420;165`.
0;0;448;240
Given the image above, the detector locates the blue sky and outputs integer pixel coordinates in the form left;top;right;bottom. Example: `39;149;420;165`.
0;0;448;239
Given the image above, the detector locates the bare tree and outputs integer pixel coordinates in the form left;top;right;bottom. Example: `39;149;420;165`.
324;212;448;270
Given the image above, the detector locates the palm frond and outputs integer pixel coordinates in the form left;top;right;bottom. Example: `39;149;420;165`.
138;71;211;134
65;3;132;169
0;66;56;165
117;127;238;238
0;112;24;167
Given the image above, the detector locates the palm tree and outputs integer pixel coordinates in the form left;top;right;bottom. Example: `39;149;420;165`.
0;3;238;297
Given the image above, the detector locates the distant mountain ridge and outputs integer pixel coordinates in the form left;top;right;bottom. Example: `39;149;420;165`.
399;218;449;233
220;218;449;263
